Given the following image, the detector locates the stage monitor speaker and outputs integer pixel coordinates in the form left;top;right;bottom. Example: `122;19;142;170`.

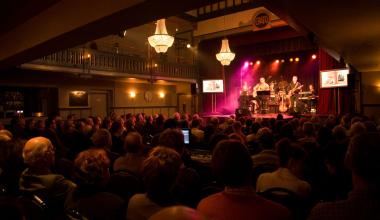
191;83;197;95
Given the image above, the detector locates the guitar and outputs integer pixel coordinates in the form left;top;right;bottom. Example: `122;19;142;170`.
279;94;288;113
288;84;303;96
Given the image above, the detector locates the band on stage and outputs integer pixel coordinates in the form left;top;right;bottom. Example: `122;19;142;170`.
238;75;318;114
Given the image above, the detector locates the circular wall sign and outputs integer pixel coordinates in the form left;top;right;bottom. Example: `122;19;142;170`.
254;13;270;28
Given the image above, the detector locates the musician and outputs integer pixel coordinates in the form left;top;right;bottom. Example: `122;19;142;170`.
308;84;315;96
287;76;303;110
254;77;270;93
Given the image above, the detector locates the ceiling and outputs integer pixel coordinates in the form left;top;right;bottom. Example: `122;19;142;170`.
262;0;380;72
1;0;380;73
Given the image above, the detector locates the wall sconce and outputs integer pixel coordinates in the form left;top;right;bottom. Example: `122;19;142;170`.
159;91;165;98
129;91;136;98
71;91;86;96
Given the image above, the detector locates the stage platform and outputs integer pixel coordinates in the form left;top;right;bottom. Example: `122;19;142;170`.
201;113;294;120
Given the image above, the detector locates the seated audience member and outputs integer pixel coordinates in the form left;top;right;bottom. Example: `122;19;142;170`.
298;122;316;143
109;119;125;155
127;147;182;220
230;121;246;143
197;140;291;220
348;122;366;137
256;138;311;198
159;129;201;207
65;149;125;220
251;129;278;184
149;206;206;220
91;128;119;169
19;137;76;215
0;136;25;195
113;132;145;175
309;132;380;220
191;119;204;143
332;125;348;143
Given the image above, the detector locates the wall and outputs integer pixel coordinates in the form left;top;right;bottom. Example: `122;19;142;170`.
0;69;195;119
361;71;380;121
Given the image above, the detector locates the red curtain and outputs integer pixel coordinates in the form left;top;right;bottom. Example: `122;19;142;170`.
317;49;351;115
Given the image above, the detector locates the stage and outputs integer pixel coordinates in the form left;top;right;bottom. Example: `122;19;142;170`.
201;113;294;120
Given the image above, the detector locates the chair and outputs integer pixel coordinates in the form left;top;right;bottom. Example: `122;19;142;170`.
107;170;143;202
257;187;310;220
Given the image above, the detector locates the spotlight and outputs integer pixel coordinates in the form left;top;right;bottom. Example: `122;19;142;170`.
186;43;191;48
256;60;261;65
295;57;300;62
289;58;293;62
275;59;280;63
154;63;158;67
244;61;249;68
312;54;317;59
281;59;285;63
249;62;253;66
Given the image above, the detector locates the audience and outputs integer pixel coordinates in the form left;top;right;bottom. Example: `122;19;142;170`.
0;111;378;220
197;140;291;220
19;137;76;217
309;132;380;220
256;138;311;198
127;147;182;220
65;148;125;220
113;132;145;175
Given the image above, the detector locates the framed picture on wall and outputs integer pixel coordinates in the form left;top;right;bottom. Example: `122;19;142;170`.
69;91;88;107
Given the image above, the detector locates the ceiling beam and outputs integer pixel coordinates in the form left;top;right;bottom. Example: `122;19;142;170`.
0;0;219;69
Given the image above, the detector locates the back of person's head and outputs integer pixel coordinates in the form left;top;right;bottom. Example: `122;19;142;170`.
302;122;315;137
158;129;184;155
109;119;124;134
349;122;366;137
212;140;252;187
209;133;229;151
276;114;284;120
124;132;143;154
73;148;110;187
363;121;377;132
346;132;380;186
45;117;56;129
149;206;206;220
251;122;261;134
0;130;13;140
232;121;242;133
258;129;274;150
23;137;55;168
142;146;181;204
350;116;362;126
91;128;112;149
276;138;306;168
191;119;201;128
164;118;178;129
332;125;347;141
209;117;219;127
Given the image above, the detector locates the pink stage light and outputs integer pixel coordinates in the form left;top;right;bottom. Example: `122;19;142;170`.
312;54;317;59
244;61;249;68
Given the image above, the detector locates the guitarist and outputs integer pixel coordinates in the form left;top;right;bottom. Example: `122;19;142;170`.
287;76;303;111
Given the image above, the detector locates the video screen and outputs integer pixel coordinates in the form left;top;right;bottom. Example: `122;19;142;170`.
181;129;190;144
320;69;349;88
202;79;224;93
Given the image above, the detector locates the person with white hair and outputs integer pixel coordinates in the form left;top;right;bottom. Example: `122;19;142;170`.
19;137;76;215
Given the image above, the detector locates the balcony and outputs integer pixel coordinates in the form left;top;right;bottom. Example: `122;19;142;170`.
24;48;198;80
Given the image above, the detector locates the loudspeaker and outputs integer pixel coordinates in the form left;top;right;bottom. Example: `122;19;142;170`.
191;83;197;95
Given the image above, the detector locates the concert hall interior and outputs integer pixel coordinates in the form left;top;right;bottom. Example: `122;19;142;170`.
1;1;380;219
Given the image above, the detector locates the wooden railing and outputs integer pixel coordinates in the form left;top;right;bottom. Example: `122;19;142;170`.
30;48;198;79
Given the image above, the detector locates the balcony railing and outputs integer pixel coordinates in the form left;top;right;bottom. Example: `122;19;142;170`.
29;48;198;79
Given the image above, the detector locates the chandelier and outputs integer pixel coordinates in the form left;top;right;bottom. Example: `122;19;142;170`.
216;38;235;66
148;19;174;53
